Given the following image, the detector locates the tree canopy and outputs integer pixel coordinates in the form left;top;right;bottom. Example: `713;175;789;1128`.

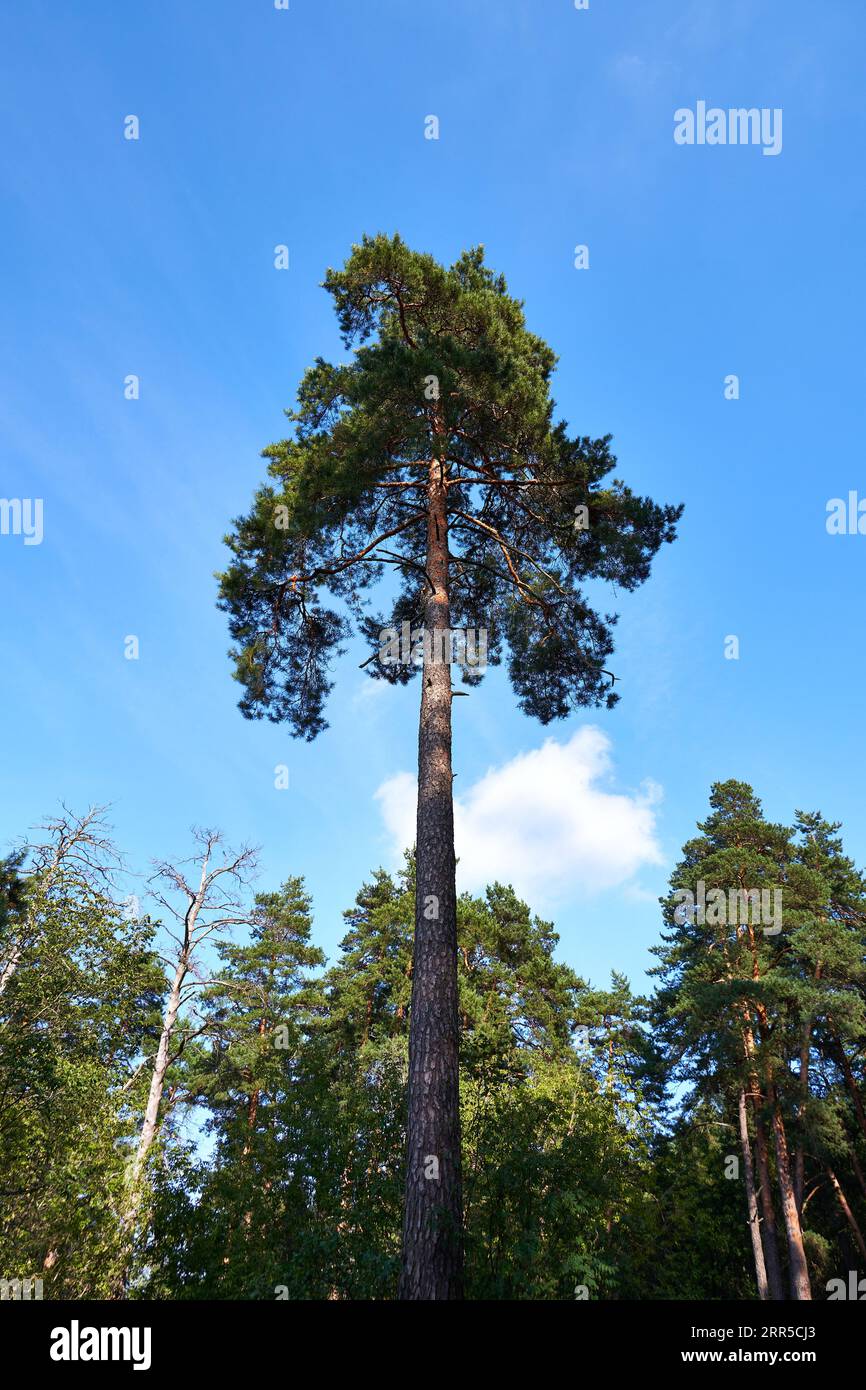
218;234;682;736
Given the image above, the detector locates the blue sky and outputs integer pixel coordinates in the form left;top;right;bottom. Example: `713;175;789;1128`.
2;0;865;993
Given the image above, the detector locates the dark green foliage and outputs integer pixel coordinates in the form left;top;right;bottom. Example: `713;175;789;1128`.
218;234;682;736
619;1105;757;1301
143;859;660;1300
4;783;864;1300
0;837;164;1298
650;780;866;1299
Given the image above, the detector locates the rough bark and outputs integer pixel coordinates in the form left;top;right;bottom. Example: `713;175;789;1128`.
740;1011;785;1300
738;1089;769;1300
770;1088;812;1299
399;452;463;1300
747;920;807;1299
739;925;789;1300
752;1100;785;1300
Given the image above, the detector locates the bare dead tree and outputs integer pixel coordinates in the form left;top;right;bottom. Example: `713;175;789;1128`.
119;829;259;1257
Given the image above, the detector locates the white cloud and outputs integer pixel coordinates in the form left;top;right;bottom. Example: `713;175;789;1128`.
351;676;394;707
374;727;664;908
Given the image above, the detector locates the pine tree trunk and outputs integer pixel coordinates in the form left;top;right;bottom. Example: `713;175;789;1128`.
828;1167;866;1267
832;1031;866;1144
793;1020;811;1215
827;1167;866;1262
738;1090;769;1300
770;1090;811;1299
740;1011;785;1301
849;1148;866;1208
794;965;820;1214
751;1104;785;1300
399;452;463;1300
240;1017;268;1236
738;937;787;1301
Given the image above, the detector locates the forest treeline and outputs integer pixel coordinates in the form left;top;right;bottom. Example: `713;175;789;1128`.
1;779;865;1301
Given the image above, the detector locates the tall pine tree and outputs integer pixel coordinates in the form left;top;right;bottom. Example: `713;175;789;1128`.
218;233;682;1297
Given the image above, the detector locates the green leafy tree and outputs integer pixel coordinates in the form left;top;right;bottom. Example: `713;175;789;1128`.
117;829;259;1294
0;819;164;1298
150;878;325;1298
146;857;664;1301
218;234;682;1298
620;1100;757;1300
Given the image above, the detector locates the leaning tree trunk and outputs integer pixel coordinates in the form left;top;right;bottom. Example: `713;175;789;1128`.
827;1167;866;1262
738;1090;769;1300
831;1029;866;1145
399;451;463;1300
0;943;24;995
110;952;187;1298
119;953;188;1254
